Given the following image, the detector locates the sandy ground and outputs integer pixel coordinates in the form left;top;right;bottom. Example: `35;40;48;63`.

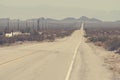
0;25;113;80
89;43;120;80
106;54;120;80
104;53;120;80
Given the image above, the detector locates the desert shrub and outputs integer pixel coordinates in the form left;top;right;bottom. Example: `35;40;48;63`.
0;36;16;44
88;36;108;42
0;32;3;35
105;37;120;51
85;26;120;53
0;36;5;44
0;27;76;45
46;34;55;42
30;30;39;35
84;35;88;38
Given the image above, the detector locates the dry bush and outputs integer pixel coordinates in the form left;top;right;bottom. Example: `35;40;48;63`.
0;28;76;45
85;26;120;53
104;37;120;51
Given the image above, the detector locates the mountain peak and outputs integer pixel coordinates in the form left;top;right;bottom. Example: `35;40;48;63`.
62;17;77;21
79;16;102;22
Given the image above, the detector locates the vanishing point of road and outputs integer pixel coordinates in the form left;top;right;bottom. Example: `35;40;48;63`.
0;24;112;80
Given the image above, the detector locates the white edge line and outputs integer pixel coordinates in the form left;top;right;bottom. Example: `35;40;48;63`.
65;41;81;80
65;24;83;80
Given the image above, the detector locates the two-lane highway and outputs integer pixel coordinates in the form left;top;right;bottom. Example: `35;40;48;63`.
0;25;83;80
0;23;112;80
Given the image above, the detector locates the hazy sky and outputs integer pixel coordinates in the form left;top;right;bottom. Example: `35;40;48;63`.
0;0;120;21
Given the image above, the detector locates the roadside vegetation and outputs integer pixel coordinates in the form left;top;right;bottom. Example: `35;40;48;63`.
84;24;120;79
85;27;120;54
0;18;79;45
0;28;76;45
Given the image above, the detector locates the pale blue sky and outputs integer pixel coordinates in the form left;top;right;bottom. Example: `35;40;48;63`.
0;0;120;21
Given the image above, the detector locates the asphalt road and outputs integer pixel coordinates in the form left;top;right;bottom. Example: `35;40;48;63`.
0;24;112;80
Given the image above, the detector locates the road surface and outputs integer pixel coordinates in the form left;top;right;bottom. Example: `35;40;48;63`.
0;24;112;80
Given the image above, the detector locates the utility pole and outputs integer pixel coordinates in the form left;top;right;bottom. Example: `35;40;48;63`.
7;18;10;33
18;19;20;32
44;18;46;32
42;18;45;32
42;18;44;32
33;20;34;30
26;20;28;33
37;19;40;32
45;19;46;32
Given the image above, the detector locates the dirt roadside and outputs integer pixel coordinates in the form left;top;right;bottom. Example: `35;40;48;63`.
88;42;120;80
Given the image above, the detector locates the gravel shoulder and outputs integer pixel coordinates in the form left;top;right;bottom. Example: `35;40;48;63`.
88;42;120;80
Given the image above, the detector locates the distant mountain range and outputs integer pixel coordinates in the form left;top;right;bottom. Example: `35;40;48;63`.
60;16;102;22
78;16;102;22
1;16;120;23
27;16;103;23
